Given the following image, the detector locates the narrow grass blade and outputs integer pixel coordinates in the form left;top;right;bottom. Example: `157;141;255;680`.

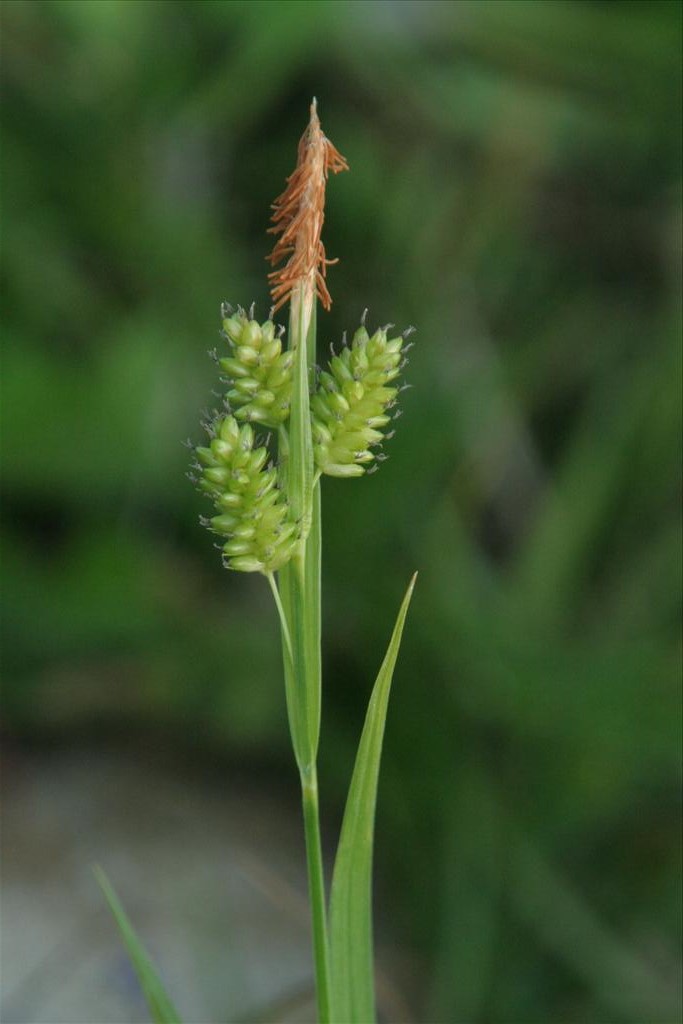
94;866;182;1024
329;573;417;1023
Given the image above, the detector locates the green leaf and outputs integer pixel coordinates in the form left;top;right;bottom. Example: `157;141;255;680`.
329;573;417;1023
94;866;182;1024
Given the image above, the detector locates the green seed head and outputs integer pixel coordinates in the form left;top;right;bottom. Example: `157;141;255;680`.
195;415;297;573
311;321;407;478
219;308;292;428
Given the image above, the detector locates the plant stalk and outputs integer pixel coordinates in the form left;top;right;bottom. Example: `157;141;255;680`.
274;277;331;1020
301;763;332;1022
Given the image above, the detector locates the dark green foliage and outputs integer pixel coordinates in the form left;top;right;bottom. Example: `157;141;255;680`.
2;1;681;1021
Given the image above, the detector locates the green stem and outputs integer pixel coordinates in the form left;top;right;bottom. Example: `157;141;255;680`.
301;764;332;1023
266;572;293;665
276;280;319;769
273;278;330;1020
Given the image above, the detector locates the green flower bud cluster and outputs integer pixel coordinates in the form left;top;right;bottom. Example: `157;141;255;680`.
219;306;292;428
196;415;297;573
311;321;407;478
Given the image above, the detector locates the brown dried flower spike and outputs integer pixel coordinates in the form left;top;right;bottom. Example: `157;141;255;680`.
268;99;348;312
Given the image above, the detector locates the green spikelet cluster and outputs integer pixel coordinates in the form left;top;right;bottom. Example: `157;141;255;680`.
311;321;407;478
219;305;292;428
196;415;297;573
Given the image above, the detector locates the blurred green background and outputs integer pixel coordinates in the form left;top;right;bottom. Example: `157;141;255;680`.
1;0;682;1021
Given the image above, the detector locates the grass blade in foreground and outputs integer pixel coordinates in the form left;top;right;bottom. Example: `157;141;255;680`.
329;573;417;1023
94;866;182;1024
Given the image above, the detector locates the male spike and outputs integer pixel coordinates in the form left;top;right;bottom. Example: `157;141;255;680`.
267;99;348;313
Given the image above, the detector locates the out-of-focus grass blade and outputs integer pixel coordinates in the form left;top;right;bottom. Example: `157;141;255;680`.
94;866;182;1024
329;573;417;1023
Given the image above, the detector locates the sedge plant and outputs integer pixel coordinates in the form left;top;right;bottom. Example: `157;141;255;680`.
98;100;416;1024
